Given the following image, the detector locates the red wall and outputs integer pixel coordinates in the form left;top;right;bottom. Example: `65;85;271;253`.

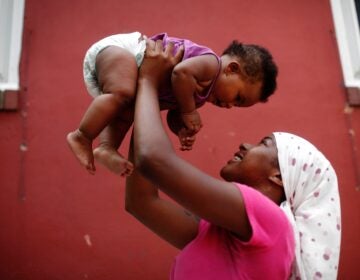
0;0;359;279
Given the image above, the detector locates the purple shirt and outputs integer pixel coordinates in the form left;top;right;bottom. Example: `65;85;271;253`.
150;33;221;107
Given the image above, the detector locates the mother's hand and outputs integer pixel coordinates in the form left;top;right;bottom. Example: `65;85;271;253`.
139;39;184;88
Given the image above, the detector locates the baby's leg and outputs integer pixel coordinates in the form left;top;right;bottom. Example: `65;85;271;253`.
94;107;134;176
67;46;138;174
67;129;96;174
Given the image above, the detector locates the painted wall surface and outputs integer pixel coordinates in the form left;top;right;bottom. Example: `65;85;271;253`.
0;0;359;279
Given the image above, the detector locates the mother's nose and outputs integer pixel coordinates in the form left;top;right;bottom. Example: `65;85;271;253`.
239;143;253;151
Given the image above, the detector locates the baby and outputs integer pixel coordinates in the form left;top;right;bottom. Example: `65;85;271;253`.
67;32;278;176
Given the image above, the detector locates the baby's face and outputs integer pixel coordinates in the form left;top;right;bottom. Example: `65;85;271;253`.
208;73;262;108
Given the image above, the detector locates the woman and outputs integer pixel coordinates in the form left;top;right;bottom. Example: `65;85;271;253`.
125;40;341;279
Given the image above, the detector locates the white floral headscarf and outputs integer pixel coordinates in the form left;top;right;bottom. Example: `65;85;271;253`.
273;132;341;280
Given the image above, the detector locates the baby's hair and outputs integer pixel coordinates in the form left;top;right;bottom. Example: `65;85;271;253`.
222;41;278;102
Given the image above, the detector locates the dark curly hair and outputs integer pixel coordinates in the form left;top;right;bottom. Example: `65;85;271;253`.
222;41;278;102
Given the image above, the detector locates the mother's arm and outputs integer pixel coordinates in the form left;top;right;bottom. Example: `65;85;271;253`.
125;138;199;249
132;40;252;241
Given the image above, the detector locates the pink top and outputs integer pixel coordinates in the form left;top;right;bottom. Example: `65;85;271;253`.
170;183;295;280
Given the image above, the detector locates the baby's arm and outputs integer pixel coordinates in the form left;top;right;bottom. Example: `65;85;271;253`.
171;55;219;133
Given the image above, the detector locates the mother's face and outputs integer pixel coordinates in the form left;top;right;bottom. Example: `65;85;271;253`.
220;135;279;187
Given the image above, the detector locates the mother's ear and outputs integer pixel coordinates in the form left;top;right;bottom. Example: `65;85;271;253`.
268;172;283;187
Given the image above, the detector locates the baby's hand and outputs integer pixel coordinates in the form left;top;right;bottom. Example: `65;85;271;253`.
181;110;202;133
166;109;199;150
178;127;196;151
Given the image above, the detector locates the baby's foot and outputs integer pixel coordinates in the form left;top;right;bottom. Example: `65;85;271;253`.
67;130;95;174
93;146;134;177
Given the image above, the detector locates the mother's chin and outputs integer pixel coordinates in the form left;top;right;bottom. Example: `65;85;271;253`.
219;163;236;182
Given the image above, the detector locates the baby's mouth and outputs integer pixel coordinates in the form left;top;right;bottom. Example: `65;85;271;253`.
211;98;222;107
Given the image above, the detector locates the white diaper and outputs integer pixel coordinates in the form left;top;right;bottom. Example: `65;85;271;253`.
83;32;146;97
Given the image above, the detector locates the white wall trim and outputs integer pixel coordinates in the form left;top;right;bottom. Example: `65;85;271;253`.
330;0;360;88
0;0;25;92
